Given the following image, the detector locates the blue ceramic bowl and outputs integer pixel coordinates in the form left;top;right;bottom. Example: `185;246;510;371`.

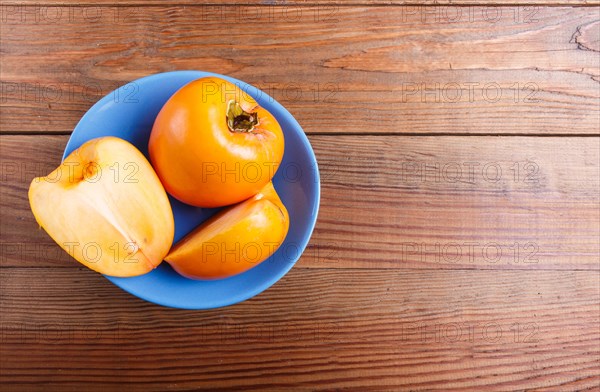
64;71;320;309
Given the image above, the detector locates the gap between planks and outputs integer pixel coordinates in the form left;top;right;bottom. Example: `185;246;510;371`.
4;4;600;7
1;265;599;271
2;132;600;137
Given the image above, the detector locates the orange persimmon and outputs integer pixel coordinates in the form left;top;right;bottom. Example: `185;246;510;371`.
165;182;289;280
28;137;175;277
149;77;285;208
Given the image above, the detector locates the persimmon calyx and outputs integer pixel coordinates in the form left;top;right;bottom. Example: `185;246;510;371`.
226;100;259;133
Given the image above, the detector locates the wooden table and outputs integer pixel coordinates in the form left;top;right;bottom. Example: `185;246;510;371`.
1;1;599;390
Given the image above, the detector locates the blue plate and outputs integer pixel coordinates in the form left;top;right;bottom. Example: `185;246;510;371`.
64;71;320;309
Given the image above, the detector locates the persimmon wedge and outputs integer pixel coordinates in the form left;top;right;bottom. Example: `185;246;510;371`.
165;182;289;280
28;137;175;277
149;76;285;208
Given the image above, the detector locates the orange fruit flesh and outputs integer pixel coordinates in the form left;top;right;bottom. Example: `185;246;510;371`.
28;137;175;277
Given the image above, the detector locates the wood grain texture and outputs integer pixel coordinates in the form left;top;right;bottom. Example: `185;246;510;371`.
2;1;599;5
2;135;598;270
1;6;599;135
2;3;600;391
0;267;598;391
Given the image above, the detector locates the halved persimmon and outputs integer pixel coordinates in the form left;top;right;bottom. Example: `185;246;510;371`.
165;182;289;280
28;137;174;277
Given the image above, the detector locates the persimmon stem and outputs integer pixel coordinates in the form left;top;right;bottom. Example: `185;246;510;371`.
226;100;258;133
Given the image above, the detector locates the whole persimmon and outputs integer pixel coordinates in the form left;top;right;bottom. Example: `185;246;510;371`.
149;77;285;207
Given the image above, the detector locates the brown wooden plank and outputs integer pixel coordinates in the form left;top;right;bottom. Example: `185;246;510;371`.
1;135;598;270
0;267;598;390
2;1;599;5
1;6;598;135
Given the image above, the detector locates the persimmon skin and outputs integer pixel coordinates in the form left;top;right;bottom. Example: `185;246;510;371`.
165;182;289;280
149;77;285;208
